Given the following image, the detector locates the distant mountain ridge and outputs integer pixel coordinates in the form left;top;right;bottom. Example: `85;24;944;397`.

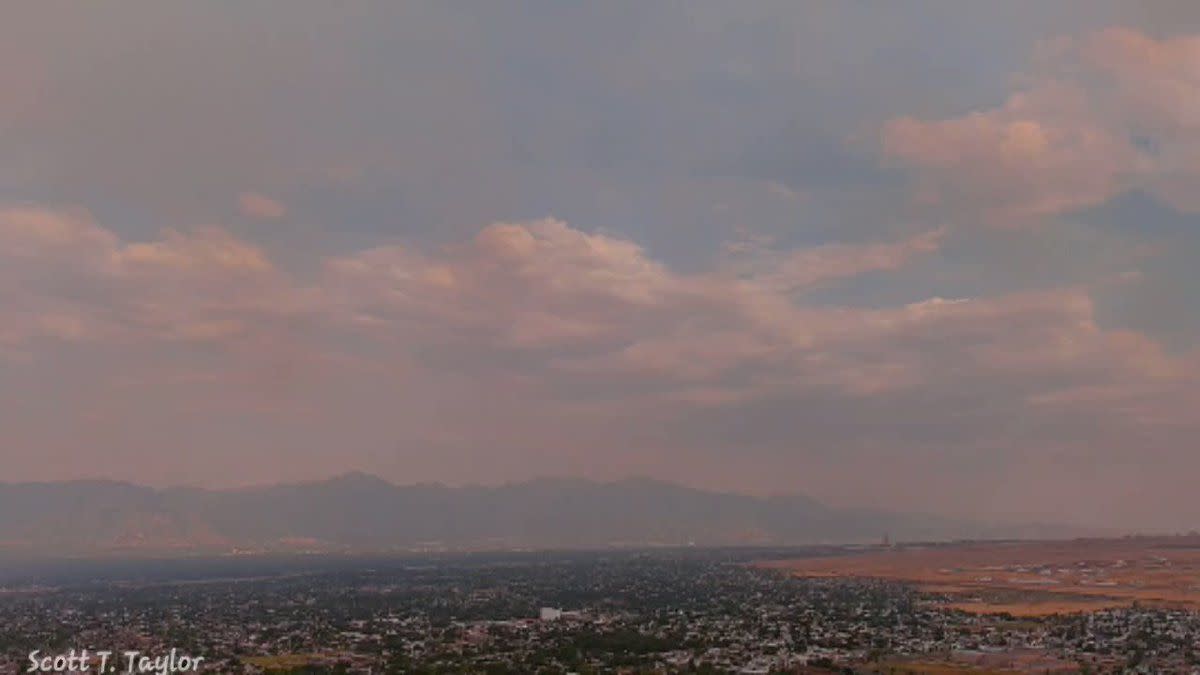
0;473;1079;555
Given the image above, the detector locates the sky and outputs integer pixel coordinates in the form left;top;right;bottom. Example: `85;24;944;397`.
3;3;1200;530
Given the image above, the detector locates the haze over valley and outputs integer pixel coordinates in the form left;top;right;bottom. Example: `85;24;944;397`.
0;474;1082;556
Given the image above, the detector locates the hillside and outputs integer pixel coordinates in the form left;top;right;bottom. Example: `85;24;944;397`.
0;474;1073;555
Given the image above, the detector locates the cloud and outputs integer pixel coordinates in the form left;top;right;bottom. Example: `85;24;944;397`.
0;206;118;264
0;206;295;347
881;27;1200;221
324;220;1195;528
1076;28;1200;212
324;218;1185;412
880;83;1139;221
2;6;1200;527
724;227;946;292
6;207;1182;420
3;207;1199;524
237;192;287;221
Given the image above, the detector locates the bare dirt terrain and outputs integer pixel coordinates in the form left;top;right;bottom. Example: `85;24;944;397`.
761;536;1200;616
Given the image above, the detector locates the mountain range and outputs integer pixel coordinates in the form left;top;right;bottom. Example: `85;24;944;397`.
0;473;1080;555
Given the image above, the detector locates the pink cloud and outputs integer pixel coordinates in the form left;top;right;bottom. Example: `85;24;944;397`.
725;227;945;292
237;191;287;220
882;91;1136;220
5;209;1189;416
3;208;1199;524
881;27;1200;219
324;219;1191;419
0;206;295;347
118;226;272;274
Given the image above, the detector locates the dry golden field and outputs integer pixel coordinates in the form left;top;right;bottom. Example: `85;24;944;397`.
760;536;1200;617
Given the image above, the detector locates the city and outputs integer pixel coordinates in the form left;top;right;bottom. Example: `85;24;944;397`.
6;3;1200;674
2;549;1199;673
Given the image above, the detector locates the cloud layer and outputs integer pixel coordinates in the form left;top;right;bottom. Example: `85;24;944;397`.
883;28;1200;222
3;206;1197;528
3;6;1200;529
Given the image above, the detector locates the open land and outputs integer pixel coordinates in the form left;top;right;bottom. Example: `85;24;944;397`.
2;548;1198;672
760;536;1200;617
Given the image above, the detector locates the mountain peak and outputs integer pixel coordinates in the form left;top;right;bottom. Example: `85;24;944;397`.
0;475;1067;555
322;471;396;488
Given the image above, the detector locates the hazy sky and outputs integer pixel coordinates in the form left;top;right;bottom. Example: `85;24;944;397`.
3;3;1200;530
